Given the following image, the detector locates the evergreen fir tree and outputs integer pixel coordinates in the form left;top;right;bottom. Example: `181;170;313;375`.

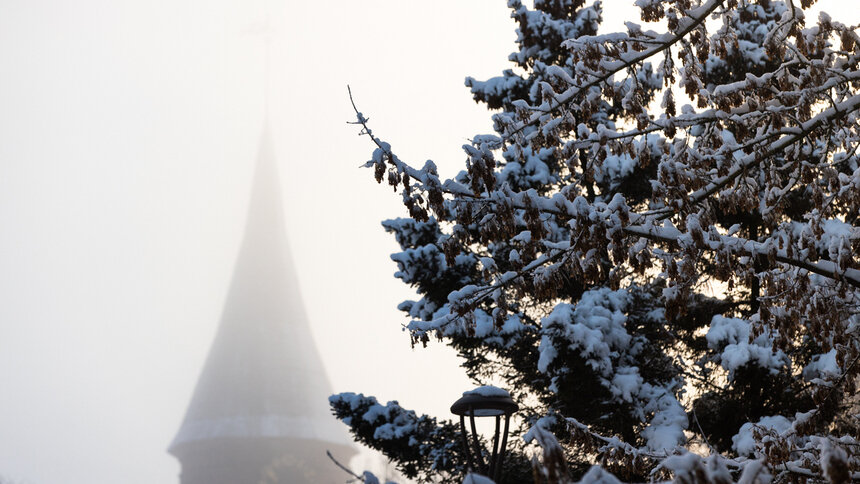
334;1;860;482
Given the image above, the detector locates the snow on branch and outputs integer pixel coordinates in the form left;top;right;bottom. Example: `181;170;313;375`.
346;1;860;482
502;0;726;140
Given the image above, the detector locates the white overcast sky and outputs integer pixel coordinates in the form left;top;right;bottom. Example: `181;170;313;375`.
0;1;855;483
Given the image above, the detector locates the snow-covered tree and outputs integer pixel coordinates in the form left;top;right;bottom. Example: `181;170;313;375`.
334;1;860;483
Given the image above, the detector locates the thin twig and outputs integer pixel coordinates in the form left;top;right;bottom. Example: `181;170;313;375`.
327;450;365;482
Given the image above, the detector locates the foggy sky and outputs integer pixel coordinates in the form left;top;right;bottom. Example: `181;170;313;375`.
0;1;510;482
0;1;855;483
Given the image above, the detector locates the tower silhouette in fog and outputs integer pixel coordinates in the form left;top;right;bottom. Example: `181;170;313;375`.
169;124;354;483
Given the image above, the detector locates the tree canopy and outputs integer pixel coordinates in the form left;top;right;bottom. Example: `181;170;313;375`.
332;1;860;483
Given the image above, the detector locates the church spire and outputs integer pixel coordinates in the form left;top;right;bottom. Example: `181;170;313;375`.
169;122;353;483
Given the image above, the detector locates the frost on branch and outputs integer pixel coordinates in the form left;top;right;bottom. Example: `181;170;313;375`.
342;0;860;482
330;393;533;484
329;393;465;483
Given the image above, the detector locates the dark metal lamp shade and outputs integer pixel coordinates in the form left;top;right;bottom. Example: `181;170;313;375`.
450;393;519;417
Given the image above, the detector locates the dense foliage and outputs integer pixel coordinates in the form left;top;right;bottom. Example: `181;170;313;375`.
333;1;860;483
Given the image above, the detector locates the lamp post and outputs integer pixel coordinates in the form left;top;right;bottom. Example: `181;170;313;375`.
451;386;518;483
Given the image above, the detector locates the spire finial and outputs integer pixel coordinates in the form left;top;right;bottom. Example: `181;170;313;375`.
261;0;271;122
241;0;273;121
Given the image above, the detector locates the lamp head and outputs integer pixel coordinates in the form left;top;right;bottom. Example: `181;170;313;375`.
450;386;518;417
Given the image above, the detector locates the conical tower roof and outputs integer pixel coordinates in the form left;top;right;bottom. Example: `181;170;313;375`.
170;123;349;455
